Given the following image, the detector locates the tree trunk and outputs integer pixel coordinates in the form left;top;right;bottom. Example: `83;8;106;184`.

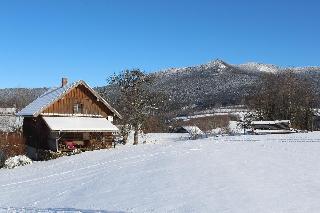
123;133;128;145
133;130;138;145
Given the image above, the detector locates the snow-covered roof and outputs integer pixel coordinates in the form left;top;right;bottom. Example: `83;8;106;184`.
251;120;290;125
16;80;121;118
182;126;204;135
42;116;119;132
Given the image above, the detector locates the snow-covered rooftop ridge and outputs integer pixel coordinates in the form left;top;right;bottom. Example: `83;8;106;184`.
16;80;122;118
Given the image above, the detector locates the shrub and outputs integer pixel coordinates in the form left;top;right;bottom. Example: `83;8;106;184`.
0;132;25;158
37;150;65;161
4;155;32;169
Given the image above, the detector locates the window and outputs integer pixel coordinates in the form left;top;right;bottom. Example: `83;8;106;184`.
73;103;83;114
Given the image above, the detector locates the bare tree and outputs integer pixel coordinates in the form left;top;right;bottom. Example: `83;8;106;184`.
246;70;315;130
109;69;167;145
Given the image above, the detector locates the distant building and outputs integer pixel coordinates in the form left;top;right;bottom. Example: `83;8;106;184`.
250;120;294;134
173;126;204;135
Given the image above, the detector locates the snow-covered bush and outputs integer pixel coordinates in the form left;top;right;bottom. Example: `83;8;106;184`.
0;150;5;168
185;126;205;140
4;155;32;169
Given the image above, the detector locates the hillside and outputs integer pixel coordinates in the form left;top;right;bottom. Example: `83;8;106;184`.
1;60;320;114
99;60;320;116
0;88;47;109
1;133;320;212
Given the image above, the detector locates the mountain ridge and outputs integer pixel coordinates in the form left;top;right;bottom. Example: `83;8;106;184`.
155;59;320;76
1;59;320;113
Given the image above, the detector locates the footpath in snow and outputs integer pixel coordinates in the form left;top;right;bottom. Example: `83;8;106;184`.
1;132;320;212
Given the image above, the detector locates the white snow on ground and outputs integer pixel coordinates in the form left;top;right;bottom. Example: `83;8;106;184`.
1;133;320;212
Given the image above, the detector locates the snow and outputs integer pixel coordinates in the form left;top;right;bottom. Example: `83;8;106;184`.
42;116;119;132
181;126;204;135
236;62;279;73
174;106;249;121
228;120;243;134
1;133;320;212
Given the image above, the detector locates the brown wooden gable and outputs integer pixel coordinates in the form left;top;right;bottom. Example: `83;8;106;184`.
42;84;113;117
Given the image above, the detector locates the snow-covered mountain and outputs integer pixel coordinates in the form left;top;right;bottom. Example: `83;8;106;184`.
1;59;320;113
145;59;320;112
158;59;320;76
0;88;47;109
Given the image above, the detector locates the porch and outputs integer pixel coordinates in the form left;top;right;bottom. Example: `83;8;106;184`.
42;116;119;152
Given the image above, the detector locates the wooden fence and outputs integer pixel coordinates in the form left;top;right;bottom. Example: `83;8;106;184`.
0;132;25;158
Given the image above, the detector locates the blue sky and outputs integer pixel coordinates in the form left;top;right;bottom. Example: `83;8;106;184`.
0;0;319;88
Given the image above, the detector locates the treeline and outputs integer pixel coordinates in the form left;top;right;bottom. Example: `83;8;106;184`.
246;70;318;130
0;88;47;109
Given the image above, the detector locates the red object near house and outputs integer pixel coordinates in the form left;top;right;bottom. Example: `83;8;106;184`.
64;141;76;150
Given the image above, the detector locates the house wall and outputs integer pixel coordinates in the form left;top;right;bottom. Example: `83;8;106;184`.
48;132;59;151
42;84;113;117
23;117;51;150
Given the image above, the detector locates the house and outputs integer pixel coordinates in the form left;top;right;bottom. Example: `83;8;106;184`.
17;78;121;158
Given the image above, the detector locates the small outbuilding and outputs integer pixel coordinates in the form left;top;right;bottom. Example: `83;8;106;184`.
17;78;121;158
250;120;293;134
174;126;204;135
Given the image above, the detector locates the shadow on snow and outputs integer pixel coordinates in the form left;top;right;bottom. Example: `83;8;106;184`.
0;207;126;213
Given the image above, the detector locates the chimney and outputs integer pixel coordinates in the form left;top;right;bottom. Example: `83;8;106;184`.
61;78;68;87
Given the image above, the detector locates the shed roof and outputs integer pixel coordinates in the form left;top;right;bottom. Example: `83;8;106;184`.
42;116;119;132
16;80;121;118
251;120;290;125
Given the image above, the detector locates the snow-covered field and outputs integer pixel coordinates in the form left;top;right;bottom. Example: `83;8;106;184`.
1;133;320;213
